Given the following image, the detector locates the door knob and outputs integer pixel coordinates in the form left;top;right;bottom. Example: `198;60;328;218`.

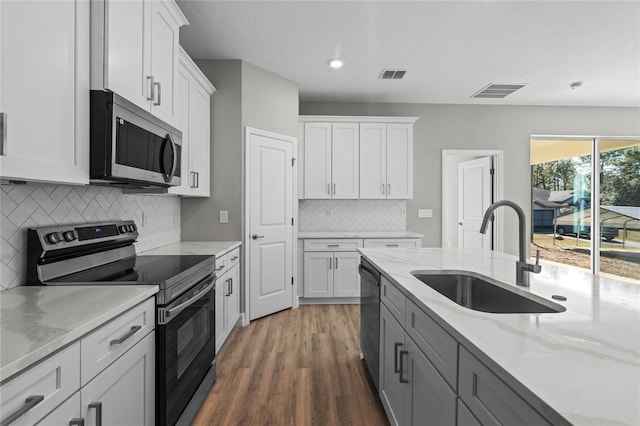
252;234;264;240
458;222;463;226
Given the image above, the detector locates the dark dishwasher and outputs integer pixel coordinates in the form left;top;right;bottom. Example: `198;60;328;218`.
359;257;381;390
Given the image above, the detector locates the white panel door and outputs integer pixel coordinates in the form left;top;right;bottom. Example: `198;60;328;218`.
303;252;333;297
331;123;359;199
359;123;387;199
333;252;361;297
249;130;294;321
0;0;89;185
103;0;150;110
386;123;413;199
149;0;178;126
458;157;493;249
303;122;332;199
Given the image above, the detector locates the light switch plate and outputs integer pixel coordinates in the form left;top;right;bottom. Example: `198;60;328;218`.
418;209;433;218
219;210;229;223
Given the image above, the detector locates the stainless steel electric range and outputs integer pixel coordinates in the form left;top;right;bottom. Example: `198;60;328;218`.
27;220;216;426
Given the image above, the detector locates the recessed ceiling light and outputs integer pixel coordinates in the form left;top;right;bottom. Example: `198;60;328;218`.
329;59;344;69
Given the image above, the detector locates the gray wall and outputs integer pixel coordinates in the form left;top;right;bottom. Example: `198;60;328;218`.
300;102;640;255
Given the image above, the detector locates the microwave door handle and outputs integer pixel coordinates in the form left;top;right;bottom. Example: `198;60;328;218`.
165;133;178;183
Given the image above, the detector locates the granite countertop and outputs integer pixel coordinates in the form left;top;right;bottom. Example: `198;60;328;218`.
0;285;158;383
139;241;241;257
298;231;424;239
358;247;640;426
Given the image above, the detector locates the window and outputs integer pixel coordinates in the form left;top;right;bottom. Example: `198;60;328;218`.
531;137;640;282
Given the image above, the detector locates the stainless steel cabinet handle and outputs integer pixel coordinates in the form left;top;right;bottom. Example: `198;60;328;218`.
153;81;161;106
333;183;336;195
252;234;264;240
215;264;225;271
69;419;85;426
399;350;409;383
0;112;7;156
381;183;385;195
386;244;399;247
190;171;197;188
393;343;402;373
387;184;391;195
146;76;155;101
230;277;233;295
1;395;44;426
327;244;340;248
110;325;142;346
328;257;332;269
89;402;102;426
194;171;199;188
335;257;339;269
225;278;231;296
230;255;239;261
327;183;331;195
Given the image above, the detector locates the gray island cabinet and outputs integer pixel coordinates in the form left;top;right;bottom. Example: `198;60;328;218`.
380;274;555;425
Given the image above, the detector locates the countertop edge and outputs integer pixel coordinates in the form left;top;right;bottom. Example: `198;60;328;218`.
139;241;242;257
298;231;424;239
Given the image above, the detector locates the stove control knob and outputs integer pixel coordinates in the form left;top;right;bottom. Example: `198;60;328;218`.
46;232;62;244
118;225;128;234
129;224;137;232
62;231;76;242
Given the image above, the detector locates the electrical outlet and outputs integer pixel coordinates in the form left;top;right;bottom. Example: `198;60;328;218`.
219;210;229;223
418;209;433;218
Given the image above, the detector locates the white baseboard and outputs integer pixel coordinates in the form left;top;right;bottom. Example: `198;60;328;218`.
299;297;361;305
239;313;249;326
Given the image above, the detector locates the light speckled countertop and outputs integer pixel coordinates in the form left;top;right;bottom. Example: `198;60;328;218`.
0;285;158;382
140;241;241;257
359;247;640;426
299;231;423;239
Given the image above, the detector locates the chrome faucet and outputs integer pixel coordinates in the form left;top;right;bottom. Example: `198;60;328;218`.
479;200;541;287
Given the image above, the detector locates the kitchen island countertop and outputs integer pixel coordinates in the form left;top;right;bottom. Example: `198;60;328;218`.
0;285;158;382
299;231;423;239
359;247;640;426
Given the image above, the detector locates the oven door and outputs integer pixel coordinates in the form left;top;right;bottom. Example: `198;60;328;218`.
157;274;215;426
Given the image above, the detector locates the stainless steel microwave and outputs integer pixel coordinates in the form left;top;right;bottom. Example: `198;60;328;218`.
90;90;181;188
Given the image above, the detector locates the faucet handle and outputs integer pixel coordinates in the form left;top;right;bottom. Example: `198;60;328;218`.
531;249;542;273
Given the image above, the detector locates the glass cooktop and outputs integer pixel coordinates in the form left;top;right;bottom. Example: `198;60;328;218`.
54;255;213;285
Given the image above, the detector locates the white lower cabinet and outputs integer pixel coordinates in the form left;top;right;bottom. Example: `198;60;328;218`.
303;251;360;298
0;298;155;426
215;246;241;353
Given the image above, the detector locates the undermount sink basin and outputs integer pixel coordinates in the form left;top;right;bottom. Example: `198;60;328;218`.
411;271;566;314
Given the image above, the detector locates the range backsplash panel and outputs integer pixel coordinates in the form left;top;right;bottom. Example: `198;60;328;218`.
299;199;406;231
1;183;181;290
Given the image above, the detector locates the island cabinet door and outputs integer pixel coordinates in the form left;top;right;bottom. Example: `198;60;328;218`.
379;304;406;426
403;338;456;426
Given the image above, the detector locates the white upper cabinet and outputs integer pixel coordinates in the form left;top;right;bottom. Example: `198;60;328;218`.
300;116;416;200
0;0;89;185
91;0;188;128
169;48;215;197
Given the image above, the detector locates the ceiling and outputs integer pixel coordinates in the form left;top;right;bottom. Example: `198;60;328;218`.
177;1;640;107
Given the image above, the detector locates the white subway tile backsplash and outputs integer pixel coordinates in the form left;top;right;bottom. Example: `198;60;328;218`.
299;199;406;231
0;183;181;290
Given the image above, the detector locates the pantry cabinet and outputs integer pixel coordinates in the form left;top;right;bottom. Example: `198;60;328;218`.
299;116;417;200
91;0;188;127
170;48;215;197
0;0;89;185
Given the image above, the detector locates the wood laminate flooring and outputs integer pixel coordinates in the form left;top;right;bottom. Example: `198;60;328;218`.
192;304;389;426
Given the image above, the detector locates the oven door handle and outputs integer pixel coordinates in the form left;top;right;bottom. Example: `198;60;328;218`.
162;275;215;324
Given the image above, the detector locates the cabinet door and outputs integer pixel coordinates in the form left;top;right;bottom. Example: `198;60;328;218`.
81;333;155;426
36;392;81;426
303;123;332;199
0;0;89;184
224;264;241;333
168;60;192;195
149;0;180;127
333;252;360;297
331;123;359;198
386;123;413;199
359;123;387;199
303;252;333;297
404;338;457;426
379;304;405;426
215;271;227;353
100;0;150;110
189;81;211;197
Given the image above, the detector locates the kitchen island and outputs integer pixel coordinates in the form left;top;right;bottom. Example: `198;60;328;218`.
359;247;640;426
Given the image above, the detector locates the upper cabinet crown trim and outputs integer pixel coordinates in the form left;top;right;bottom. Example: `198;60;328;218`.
163;0;189;26
299;115;419;124
178;46;216;95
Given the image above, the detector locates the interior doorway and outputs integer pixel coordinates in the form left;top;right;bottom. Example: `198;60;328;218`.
442;149;504;251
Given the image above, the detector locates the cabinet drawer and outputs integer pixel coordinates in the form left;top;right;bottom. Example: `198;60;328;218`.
303;239;362;251
363;238;422;248
405;299;458;390
459;347;551;426
80;298;155;386
380;276;405;325
227;247;240;268
1;342;80;426
214;253;228;276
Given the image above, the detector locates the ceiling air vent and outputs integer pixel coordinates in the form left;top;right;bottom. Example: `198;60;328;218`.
379;69;407;80
471;83;527;99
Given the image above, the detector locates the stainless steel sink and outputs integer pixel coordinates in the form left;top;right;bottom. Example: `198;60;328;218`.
411;271;566;314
